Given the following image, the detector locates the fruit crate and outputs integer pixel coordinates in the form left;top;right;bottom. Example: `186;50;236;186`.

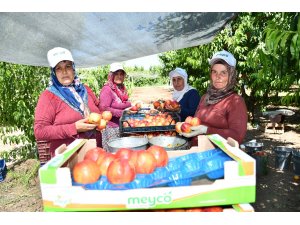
0;159;7;182
38;135;256;212
119;111;180;135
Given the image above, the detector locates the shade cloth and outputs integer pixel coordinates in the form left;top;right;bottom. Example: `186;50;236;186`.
0;12;236;68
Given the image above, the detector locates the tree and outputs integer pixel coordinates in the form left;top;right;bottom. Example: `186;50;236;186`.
0;62;49;161
159;12;300;124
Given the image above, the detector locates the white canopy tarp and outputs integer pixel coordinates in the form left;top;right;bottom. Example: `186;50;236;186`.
0;12;236;68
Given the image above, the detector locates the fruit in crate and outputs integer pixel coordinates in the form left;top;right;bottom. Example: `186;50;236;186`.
102;111;112;121
135;150;157;174
129;105;139;112
115;148;134;160
84;147;106;162
203;206;223;212
135;102;142;110
147;145;168;167
73;159;100;184
175;122;183;133
122;112;177;128
107;158;136;184
98;153;116;176
87;112;102;124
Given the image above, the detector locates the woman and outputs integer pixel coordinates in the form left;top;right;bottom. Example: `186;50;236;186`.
99;63;131;151
167;67;200;121
34;47;102;158
181;50;248;145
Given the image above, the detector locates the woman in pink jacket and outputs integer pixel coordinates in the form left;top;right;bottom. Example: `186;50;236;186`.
34;47;102;159
181;50;248;145
99;63;131;151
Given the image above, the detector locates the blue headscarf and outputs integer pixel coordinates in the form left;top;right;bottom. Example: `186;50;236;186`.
47;62;88;116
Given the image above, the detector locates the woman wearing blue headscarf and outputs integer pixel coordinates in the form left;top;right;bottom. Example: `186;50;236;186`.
34;47;102;159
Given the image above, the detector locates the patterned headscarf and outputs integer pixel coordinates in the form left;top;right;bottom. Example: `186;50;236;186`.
47;62;88;116
104;71;129;103
205;59;237;105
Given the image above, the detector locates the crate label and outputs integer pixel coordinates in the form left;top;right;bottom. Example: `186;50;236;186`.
126;191;172;208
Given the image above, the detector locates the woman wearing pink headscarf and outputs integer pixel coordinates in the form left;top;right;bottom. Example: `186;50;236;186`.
98;63;132;151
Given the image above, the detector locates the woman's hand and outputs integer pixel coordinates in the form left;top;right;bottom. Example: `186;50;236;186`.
179;125;208;138
75;118;97;133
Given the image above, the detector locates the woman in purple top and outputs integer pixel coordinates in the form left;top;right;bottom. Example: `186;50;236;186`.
99;63;131;151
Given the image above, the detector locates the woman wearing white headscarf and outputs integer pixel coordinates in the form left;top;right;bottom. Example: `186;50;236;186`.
168;67;200;121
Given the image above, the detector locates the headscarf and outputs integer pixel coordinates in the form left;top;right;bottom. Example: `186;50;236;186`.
169;68;195;102
47;62;89;116
205;59;237;105
104;71;129;103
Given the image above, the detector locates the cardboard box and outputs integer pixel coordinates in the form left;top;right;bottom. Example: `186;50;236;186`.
38;134;256;212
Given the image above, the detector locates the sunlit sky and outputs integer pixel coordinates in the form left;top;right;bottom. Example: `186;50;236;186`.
123;54;161;69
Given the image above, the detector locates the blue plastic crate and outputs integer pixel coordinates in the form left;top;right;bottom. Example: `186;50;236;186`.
0;159;7;182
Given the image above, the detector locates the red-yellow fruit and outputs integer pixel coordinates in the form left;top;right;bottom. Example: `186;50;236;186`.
135;150;157;174
190;117;201;126
102;111;112;121
84;147;106;162
147;145;169;167
107;158;136;184
97;119;107;131
175;122;183;133
88;112;102;124
181;122;192;133
185;116;193;124
73;159;100;184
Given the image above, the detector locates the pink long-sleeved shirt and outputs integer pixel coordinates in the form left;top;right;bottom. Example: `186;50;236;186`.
193;93;248;145
34;85;102;156
99;85;131;128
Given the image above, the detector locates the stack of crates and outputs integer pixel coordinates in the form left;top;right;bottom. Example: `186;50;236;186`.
36;140;52;165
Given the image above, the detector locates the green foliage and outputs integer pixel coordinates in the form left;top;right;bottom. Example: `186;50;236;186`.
159;12;300;124
0;62;49;161
78;65;109;97
264;13;300;106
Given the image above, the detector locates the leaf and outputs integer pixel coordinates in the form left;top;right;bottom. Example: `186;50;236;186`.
290;33;299;58
280;32;291;49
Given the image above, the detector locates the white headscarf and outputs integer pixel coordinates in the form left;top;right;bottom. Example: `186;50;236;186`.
169;68;195;102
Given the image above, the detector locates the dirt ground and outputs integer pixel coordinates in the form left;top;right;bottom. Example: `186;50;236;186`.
0;85;299;212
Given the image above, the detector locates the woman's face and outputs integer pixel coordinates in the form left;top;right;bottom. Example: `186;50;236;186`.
210;64;229;90
113;70;125;85
54;60;74;86
172;76;185;91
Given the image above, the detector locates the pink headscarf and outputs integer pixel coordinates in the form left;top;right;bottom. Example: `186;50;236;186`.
105;71;129;103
